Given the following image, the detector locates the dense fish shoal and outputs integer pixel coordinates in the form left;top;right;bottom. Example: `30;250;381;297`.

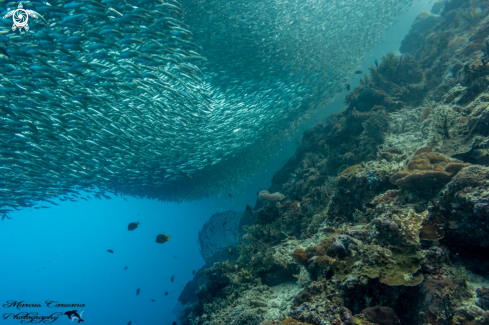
0;0;411;210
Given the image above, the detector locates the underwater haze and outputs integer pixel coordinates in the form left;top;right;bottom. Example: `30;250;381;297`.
4;0;489;324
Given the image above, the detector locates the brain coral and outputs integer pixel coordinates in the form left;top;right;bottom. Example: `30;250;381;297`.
389;152;469;189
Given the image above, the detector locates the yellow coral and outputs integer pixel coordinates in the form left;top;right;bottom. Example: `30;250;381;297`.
392;210;427;245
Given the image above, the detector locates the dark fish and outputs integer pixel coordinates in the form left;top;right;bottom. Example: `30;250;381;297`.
173;322;177;325
246;205;252;211
374;59;378;67
171;275;175;282
472;149;488;158
107;250;114;253
354;70;363;74
305;234;313;238
136;288;140;296
1;214;12;221
151;299;155;302
165;291;168;295
346;84;350;91
156;234;170;244
173;256;178;259
192;270;196;275
123;198;127;201
128;322;132;325
128;221;140;231
228;193;232;197
124;266;128;270
319;227;336;233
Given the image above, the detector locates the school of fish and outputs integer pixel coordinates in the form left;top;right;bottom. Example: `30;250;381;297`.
0;0;412;212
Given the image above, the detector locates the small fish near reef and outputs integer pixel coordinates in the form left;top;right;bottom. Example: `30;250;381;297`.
472;149;488;158
192;270;196;275
186;175;192;179
348;316;365;324
127;221;140;231
156;234;170;244
346;84;350;91
1;213;12;221
107;250;114;253
354;70;363;74
171;275;175;282
284;259;288;268
319;227;336;234
246;204;253;211
305;234;313;238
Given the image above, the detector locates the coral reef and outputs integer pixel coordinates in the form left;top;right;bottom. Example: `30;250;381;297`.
177;1;489;324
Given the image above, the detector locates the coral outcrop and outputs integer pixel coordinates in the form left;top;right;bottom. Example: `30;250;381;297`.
177;1;489;324
389;151;470;189
258;190;285;207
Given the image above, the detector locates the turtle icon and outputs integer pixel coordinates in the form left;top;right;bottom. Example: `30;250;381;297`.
3;3;40;32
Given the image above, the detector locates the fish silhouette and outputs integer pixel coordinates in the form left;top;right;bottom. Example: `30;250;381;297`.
136;288;140;296
64;310;84;323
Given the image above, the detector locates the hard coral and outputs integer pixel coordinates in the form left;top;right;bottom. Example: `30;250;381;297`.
361;306;400;325
476;287;489;310
258;190;284;207
232;314;263;325
419;210;445;241
391;209;427;245
441;165;489;247
340;164;362;175
292;289;313;308
281;318;312;325
390;152;470;189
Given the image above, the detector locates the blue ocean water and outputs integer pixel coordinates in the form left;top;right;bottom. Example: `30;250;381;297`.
0;0;434;324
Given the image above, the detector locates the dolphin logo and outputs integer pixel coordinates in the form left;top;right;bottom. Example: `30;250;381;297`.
64;310;85;323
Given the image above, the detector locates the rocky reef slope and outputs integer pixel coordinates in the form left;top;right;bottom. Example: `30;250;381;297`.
178;1;489;324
